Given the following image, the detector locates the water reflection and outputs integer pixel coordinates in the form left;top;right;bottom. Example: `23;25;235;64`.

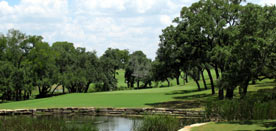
96;116;139;131
0;115;141;131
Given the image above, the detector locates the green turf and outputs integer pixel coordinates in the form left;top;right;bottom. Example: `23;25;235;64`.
191;120;276;131
0;75;274;109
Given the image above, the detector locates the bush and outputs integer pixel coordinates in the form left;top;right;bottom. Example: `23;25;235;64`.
206;87;276;121
133;115;180;131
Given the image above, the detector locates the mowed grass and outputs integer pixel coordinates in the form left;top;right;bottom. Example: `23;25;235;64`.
0;84;206;109
0;70;275;109
191;120;276;131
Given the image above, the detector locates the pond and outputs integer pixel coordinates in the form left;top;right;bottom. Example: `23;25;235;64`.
0;115;142;131
0;114;207;131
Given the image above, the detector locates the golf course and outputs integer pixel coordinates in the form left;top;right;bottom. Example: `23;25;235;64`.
1;0;276;130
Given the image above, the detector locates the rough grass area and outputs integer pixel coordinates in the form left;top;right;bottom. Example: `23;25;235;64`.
191;120;276;131
0;115;98;131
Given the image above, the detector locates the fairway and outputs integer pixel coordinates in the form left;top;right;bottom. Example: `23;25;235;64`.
0;78;274;109
0;84;209;109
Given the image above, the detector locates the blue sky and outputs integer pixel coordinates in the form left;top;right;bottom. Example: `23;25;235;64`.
0;0;275;59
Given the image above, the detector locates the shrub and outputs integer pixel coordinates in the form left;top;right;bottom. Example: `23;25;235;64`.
206;87;276;121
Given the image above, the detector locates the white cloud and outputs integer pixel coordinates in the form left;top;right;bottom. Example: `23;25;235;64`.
133;0;157;13
259;0;276;5
0;1;13;14
160;15;171;25
2;0;265;59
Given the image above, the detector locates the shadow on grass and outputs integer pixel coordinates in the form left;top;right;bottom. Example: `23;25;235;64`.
173;94;213;100
165;89;205;95
259;121;276;131
146;90;215;109
254;81;276;88
145;100;202;109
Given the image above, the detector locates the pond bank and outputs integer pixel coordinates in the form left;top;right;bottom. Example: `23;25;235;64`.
178;122;209;131
0;107;204;118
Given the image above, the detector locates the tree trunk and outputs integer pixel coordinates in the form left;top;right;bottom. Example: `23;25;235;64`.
182;75;186;85
137;80;140;88
201;71;207;90
206;68;215;94
175;71;180;85
176;76;180;85
114;68;116;79
195;80;201;91
226;88;234;99
143;82;148;88
15;89;19;101
127;81;130;88
240;79;250;99
185;73;188;83
84;82;91;93
38;86;42;95
218;88;224;100
51;84;61;95
215;65;220;79
252;79;256;85
62;86;65;94
131;79;134;88
166;79;170;87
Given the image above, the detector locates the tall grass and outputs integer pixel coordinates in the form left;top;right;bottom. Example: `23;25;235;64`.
206;87;276;121
132;115;180;131
0;116;98;131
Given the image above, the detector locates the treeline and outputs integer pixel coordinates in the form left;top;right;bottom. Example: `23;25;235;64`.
1;0;276;102
0;29;155;101
155;0;276;99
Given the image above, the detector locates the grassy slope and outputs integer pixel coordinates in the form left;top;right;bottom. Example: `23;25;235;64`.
192;120;276;131
0;70;275;109
0;81;274;109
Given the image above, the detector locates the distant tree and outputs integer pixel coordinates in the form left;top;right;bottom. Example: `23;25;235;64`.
29;41;57;98
125;51;152;88
99;55;118;91
152;60;172;87
0;30;41;100
52;41;76;94
101;48;129;78
61;47;101;93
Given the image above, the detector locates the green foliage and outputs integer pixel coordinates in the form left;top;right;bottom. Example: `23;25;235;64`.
99;48;129;91
206;88;276;120
133;115;180;131
0;116;98;131
0;29;38;101
125;51;152;88
29;42;57;97
157;0;276;99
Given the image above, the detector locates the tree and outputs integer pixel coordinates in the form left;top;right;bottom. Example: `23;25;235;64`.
156;26;182;86
125;51;152;88
0;30;41;101
152;60;172;87
29;41;57;98
101;48;129;79
52;41;76;93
